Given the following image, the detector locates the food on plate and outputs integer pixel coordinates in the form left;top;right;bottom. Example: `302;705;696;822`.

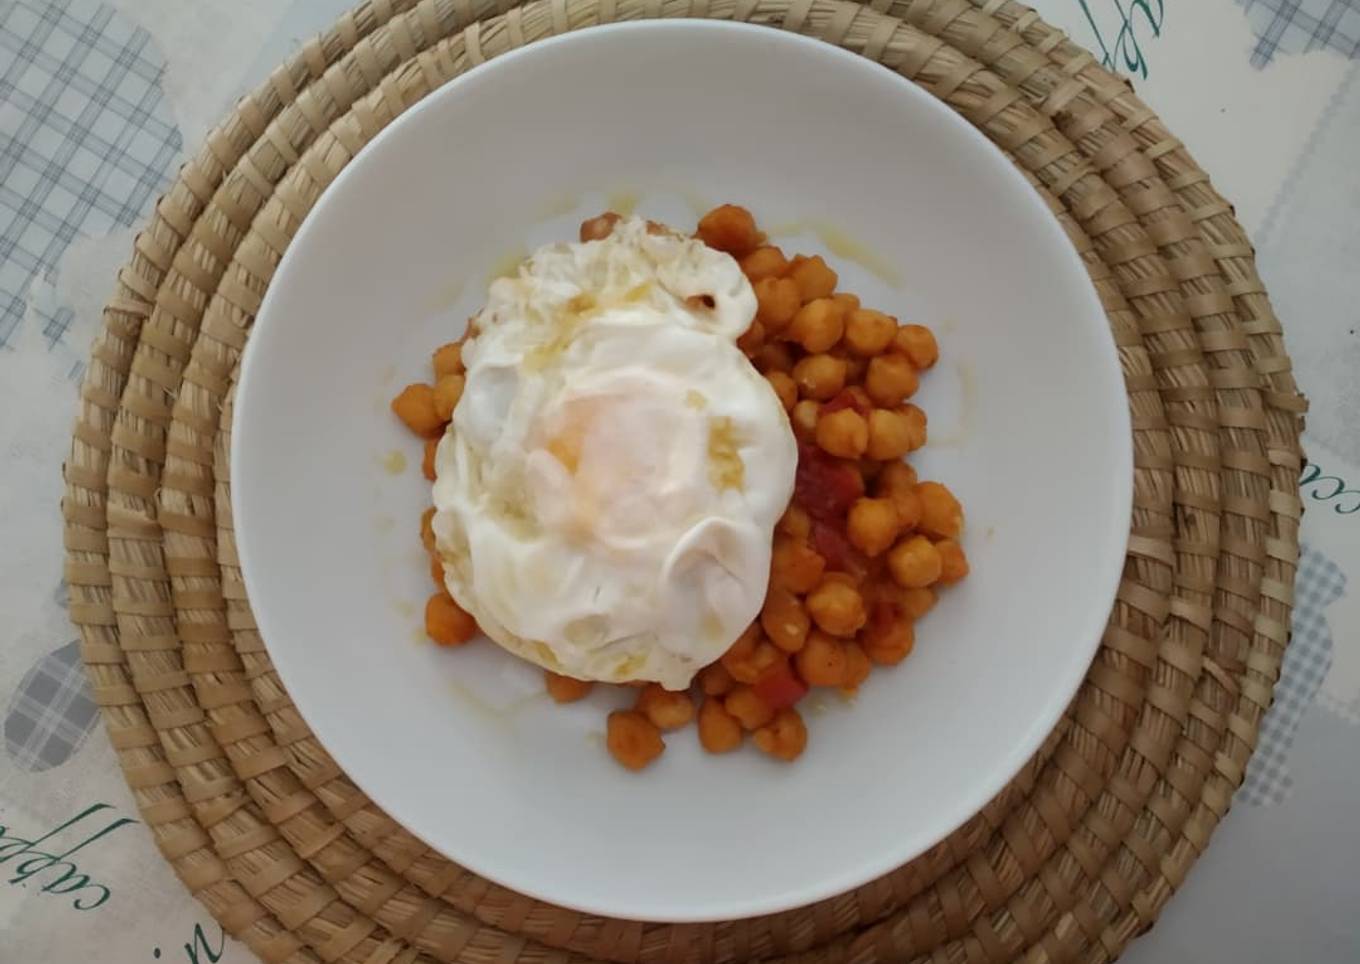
392;205;968;769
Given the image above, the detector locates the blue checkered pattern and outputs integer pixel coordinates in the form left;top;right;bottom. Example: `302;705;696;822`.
1238;0;1360;67
1240;544;1347;805
0;0;180;349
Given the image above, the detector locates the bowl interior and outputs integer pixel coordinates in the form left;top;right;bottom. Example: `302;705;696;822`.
232;20;1131;922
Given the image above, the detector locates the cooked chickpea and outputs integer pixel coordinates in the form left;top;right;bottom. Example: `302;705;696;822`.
753;707;808;762
391;383;443;438
792;353;847;401
887;535;943;589
697;698;743;753
754;277;802;333
916;481;964;538
788;255;838;301
877;464;923;529
845;309;897;356
606;711;665;770
842;642;872;690
736;320;765;355
698;662;735;697
725;685;776;730
544;671;593;703
579;211;621;242
865;354;919;406
897;586;937;619
866;408;916;460
761;588;811;653
862;612;915;666
791;399;821;440
740;245;789;281
422;437;438;481
771;536;826;594
806;578;867;637
815;408;868;459
895;323;939;368
720;628;784;684
778;504;812;540
795;631;848;687
425;593;477;646
432;374;465;422
765;370;797;411
847;497;900;557
754;340;795;373
696;204;760;255
420;506;436;552
429;552;445;589
636;684;695;731
432;341;464;378
936;539;970;585
900;403;928;450
787;297;846;353
832;293;861;314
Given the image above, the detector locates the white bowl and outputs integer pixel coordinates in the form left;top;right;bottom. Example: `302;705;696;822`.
233;20;1131;922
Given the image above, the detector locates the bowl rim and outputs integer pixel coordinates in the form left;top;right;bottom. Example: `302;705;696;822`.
233;16;1134;922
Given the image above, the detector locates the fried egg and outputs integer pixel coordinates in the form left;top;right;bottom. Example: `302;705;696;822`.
431;218;797;690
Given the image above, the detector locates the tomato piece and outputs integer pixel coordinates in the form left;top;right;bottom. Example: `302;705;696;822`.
811;520;856;572
753;667;809;710
821;389;870;417
794;442;863;522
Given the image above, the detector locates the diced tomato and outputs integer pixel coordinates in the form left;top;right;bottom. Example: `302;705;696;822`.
811;520;856;573
753;667;809;710
821;389;870;417
869;600;899;637
794;442;863;522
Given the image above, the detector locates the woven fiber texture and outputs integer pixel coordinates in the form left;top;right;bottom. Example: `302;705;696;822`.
61;0;1305;962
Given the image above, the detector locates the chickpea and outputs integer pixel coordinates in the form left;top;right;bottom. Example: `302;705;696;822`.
895;323;939;368
432;374;465;422
936;539;970;585
862;612;916;666
432;341;464;378
422;437;439;481
865;354;919;406
698;662;735;697
771;535;826;594
915;481;964;538
832;293;861;314
806;578;867;636
420;506;437;552
697;698;743;753
795;631;848;687
425;593;477;646
696;204;760;255
754;340;795;374
792;353;847;401
761;587;811;653
740;245;789;282
544;671;593;703
887;535;943;589
842;642;872;691
429;552;445;589
391;383;444;438
579;211;621;242
877;465;923;530
725;685;776;730
753;707;808;762
845;309;897;356
736;320;765;355
900;403;928;450
788;255;838;302
786;298;845;353
778;505;812;540
791;399;821;440
815;408;868;459
765;370;798;411
866;408;917;460
847;497;900;557
720;628;784;684
754;277;802;333
636;684;696;731
606;711;665;771
897;586;937;619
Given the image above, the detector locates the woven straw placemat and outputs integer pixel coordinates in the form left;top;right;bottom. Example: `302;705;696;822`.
62;0;1306;961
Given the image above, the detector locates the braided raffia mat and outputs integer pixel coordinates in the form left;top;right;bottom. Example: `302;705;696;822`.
62;0;1307;960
